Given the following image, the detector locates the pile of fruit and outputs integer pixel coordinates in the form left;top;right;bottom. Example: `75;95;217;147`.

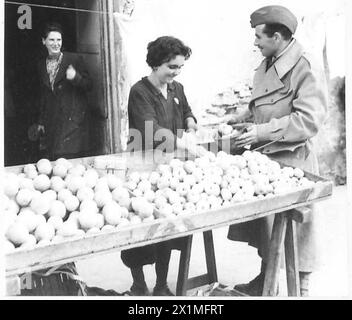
3;151;316;253
125;151;315;219
3;158;139;253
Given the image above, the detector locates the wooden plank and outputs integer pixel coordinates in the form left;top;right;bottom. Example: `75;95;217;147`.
203;231;218;284
284;216;300;296
262;213;287;296
186;274;211;291
176;236;193;296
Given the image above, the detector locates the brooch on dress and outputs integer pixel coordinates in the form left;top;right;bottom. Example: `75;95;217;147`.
174;97;179;105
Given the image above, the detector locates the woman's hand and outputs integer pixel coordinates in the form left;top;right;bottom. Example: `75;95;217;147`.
235;125;258;148
66;64;77;80
185;117;198;133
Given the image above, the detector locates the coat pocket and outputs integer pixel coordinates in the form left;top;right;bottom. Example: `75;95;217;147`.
254;88;293;107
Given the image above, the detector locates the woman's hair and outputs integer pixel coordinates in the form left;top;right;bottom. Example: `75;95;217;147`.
42;22;63;39
146;36;192;68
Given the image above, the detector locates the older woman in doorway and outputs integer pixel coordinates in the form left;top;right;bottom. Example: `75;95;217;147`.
37;22;92;161
123;36;206;296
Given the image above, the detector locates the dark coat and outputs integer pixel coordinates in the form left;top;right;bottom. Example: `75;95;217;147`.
128;77;196;151
38;52;92;160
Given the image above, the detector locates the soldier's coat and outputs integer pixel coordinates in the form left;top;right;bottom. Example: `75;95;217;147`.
228;40;328;271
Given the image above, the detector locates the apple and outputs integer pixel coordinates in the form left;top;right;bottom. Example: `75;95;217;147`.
187;190;201;204
30;194;51;215
55;158;72;169
78;212;99;231
139;171;150;181
33;174;51;192
157;164;172;175
155;203;173;219
76;186;95;202
64;195;80;212
101;225;115;232
220;188;232;201
16;188;33;207
129;215;142;225
52;164;68;178
95;176;110;190
34;223;55;242
183;202;196;213
183;160;196;174
204;183;221;197
183;174;196;187
19;178;35;190
80;200;99;214
23;163;37;175
4;240;16;253
125;180;137;191
106;174;123;190
293;168;304;179
20;234;37;250
86;227;101;235
94;213;105;229
94;190;113;208
16;209;38;233
154;195;168;208
149;171;160;185
68;164;86;176
57;189;73;202
232;155;247;170
144;189;156;202
157;175;171;189
36;159;52;175
169;158;184;169
83;169;99;188
175;183;191;197
171;203;184;215
47;215;64;231
196;199;210;213
128;171;141;184
67;175;85;194
43;190;57;203
192;167;205;183
50;176;66;192
48;200;67;218
112;187;130;201
218;123;233;136
137;179;152;193
57;221;79;237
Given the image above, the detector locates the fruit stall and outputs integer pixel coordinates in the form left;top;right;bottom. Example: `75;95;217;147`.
3;149;333;296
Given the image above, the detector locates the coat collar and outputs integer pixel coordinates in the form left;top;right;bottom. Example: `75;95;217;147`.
251;41;304;101
141;76;176;97
273;40;304;79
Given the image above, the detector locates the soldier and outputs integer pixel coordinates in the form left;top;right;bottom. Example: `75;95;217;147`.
228;5;328;296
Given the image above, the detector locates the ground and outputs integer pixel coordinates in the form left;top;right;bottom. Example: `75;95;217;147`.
76;185;350;298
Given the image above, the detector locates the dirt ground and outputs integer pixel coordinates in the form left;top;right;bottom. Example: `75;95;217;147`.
76;185;350;298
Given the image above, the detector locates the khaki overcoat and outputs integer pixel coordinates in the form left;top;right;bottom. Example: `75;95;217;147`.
228;40;328;272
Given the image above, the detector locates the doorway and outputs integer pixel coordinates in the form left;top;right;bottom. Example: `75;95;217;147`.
4;0;107;166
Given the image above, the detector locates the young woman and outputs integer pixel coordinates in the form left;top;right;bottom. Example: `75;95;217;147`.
123;36;205;296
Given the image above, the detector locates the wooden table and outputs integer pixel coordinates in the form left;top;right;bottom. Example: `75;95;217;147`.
5;150;333;296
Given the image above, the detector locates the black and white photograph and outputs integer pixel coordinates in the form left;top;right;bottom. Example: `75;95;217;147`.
1;0;351;301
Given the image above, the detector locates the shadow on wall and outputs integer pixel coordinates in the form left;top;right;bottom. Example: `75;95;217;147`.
316;77;346;185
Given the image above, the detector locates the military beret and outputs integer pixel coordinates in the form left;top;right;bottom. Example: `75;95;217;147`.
250;5;298;34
